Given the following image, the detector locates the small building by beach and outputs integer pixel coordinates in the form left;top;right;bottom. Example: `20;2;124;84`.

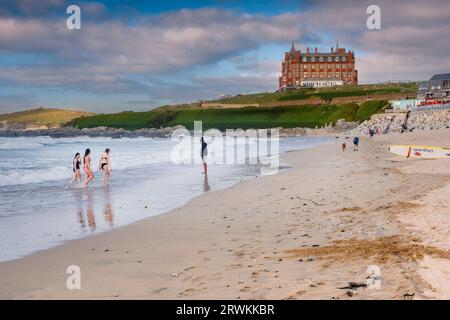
416;73;450;111
417;73;450;100
390;99;417;112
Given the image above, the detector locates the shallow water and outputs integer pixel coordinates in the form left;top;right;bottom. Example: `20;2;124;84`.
0;135;331;262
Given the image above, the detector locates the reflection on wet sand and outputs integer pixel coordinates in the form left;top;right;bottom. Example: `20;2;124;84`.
72;189;86;230
71;187;115;231
103;187;114;227
203;173;210;192
86;191;96;231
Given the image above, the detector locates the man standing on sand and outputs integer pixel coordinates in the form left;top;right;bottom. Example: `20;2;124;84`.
200;136;208;174
353;136;359;151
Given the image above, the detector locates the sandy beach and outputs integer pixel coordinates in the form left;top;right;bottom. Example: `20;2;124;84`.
1;129;450;299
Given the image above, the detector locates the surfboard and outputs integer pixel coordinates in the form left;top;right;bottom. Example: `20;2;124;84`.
389;145;450;159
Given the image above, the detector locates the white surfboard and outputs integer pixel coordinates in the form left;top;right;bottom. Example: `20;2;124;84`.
389;145;450;159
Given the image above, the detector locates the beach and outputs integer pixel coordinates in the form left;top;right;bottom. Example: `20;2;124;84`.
1;129;450;299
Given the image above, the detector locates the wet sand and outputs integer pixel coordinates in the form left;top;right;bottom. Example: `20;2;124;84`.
1;129;450;299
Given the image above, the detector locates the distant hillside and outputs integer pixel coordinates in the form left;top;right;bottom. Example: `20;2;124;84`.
213;83;416;105
66;84;412;131
0;108;95;130
67;100;388;131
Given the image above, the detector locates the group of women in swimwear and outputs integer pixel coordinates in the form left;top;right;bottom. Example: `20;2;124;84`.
69;148;111;187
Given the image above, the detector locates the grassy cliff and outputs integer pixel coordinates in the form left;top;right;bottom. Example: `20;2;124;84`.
0;108;95;128
213;83;415;104
67;100;388;131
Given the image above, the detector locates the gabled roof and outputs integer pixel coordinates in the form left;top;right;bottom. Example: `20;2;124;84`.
430;73;450;81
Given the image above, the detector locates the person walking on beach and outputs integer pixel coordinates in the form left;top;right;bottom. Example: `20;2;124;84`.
99;148;111;186
69;152;82;186
200;137;208;174
353;136;360;151
83;148;94;187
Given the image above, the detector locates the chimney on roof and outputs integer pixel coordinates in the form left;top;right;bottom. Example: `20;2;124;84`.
314;47;318;53
331;47;334;53
306;47;310;53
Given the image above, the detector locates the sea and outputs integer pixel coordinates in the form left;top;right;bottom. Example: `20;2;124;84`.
0;135;332;262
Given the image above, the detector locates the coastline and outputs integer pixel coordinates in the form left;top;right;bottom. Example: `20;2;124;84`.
1;129;450;299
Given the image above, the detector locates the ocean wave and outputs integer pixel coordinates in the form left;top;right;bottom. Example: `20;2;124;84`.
0;166;71;187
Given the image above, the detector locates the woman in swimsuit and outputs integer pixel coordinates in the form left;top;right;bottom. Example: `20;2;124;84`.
99;148;111;186
69;153;82;186
83;148;94;187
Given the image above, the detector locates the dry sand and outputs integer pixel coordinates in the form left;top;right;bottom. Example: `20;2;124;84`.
1;129;450;299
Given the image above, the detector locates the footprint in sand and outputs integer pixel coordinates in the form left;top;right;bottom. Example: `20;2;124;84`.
179;288;196;296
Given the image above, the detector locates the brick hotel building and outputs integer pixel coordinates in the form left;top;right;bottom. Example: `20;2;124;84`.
279;41;358;90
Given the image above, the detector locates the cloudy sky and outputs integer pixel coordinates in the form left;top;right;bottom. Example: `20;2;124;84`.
1;0;450;113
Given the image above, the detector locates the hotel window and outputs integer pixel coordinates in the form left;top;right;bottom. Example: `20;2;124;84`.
318;56;323;62
328;64;332;69
303;64;307;69
312;72;316;77
327;57;332;62
336;72;340;78
348;72;352;77
302;57;307;62
342;56;347;62
342;63;346;69
328;72;332;77
335;57;339;62
312;64;316;69
320;72;324;78
341;72;345;77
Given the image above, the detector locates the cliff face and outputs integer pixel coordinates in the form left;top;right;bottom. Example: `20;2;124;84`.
351;110;450;135
0;121;59;131
0;108;94;131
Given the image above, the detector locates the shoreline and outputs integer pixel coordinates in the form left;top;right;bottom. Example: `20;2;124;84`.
1;129;450;299
0;136;331;263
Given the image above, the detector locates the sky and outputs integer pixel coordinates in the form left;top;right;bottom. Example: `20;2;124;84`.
1;0;450;113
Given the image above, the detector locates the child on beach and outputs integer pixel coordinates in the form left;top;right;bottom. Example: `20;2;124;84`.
353;137;360;151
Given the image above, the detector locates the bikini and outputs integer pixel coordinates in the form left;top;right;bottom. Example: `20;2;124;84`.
101;155;108;170
73;159;81;172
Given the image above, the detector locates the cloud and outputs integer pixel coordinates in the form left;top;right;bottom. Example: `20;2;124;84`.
0;0;108;20
0;8;317;96
1;1;450;112
297;0;450;83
